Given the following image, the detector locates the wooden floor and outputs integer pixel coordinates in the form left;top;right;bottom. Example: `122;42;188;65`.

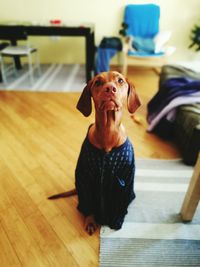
0;68;180;267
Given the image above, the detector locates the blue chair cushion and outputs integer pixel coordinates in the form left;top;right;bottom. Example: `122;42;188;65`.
124;4;160;38
128;50;165;57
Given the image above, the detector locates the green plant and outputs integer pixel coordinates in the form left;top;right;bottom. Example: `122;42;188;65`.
189;24;200;51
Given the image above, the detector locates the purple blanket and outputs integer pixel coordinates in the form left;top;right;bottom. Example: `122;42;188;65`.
147;77;200;123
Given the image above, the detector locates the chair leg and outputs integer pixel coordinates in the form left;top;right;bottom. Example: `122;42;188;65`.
122;53;128;76
12;57;17;77
35;51;41;76
0;57;7;84
28;54;34;85
180;153;200;221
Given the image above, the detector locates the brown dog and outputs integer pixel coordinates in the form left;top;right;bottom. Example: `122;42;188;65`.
49;71;141;235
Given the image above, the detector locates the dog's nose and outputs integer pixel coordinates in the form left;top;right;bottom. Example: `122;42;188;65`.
105;84;117;94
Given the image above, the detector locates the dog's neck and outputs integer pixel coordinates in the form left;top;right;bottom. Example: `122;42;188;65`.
88;109;127;152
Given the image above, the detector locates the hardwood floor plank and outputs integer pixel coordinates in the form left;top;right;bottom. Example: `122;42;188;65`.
0;165;78;266
0;168;13;212
0;222;22;267
40;212;98;266
25;210;79;267
1;207;51;267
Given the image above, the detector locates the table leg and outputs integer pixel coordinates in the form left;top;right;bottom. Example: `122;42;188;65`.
86;32;95;82
11;40;22;70
181;152;200;221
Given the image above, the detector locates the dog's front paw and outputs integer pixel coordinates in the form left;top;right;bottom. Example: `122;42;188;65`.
85;215;98;235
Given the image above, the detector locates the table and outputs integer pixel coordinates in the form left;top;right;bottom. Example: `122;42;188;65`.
0;22;95;82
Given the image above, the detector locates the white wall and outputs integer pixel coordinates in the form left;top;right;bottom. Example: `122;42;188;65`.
0;0;200;63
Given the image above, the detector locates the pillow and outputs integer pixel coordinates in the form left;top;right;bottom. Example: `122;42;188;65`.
153;31;171;53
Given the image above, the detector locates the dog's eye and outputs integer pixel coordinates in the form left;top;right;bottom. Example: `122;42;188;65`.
118;78;124;84
94;79;103;87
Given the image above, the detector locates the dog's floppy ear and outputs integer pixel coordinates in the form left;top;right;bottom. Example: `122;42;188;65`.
76;80;92;117
127;80;141;114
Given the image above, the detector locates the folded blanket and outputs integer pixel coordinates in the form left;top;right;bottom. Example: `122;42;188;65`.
147;65;200;138
132;37;155;53
147;92;200;131
147;77;200;123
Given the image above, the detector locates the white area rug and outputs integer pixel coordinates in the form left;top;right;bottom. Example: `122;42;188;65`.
100;159;200;267
0;64;86;92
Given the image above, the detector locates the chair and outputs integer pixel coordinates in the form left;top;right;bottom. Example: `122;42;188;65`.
0;25;40;84
121;4;175;75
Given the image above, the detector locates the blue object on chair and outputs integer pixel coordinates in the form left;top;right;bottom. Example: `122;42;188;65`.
128;36;164;57
95;47;118;74
95;37;122;74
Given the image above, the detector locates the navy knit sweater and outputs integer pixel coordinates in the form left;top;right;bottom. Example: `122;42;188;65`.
75;136;136;230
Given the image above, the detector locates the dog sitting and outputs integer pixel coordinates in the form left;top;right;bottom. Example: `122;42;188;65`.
48;71;141;235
